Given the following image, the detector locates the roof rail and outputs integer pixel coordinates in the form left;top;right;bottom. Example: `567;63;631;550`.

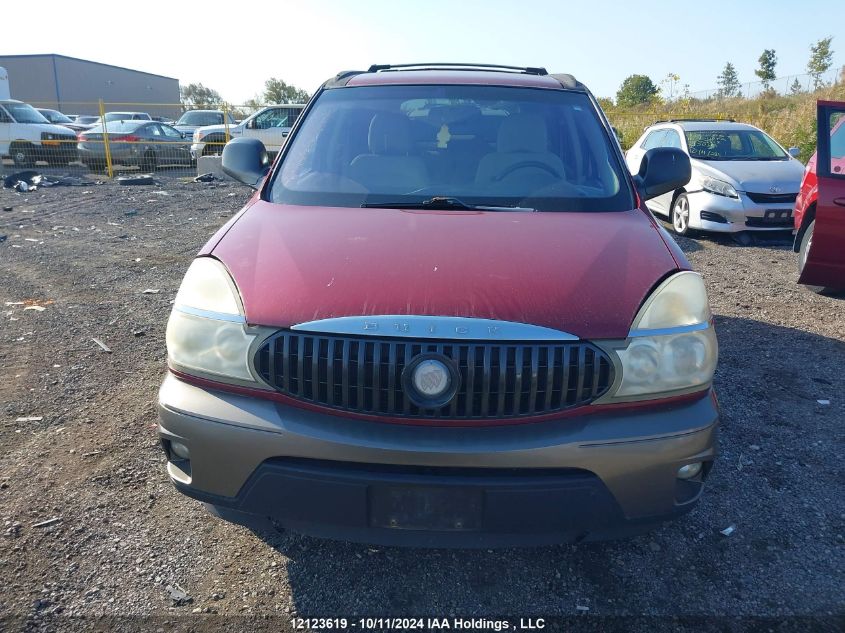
323;70;367;88
652;118;737;125
366;63;548;76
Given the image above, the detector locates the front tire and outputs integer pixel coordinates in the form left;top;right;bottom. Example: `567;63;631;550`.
11;143;34;168
671;193;694;236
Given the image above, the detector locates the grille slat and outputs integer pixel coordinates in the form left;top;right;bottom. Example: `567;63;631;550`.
256;331;614;421
326;338;336;406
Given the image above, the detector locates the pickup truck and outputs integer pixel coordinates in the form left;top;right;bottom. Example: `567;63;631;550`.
191;104;304;158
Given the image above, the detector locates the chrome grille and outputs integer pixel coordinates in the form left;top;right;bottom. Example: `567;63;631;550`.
254;331;614;420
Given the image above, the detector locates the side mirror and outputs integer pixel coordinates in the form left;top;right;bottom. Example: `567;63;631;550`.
634;147;691;201
222;137;270;189
245;119;255;130
788;146;801;158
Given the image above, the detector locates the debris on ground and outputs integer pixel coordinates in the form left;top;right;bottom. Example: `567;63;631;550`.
32;517;62;528
117;175;155;186
166;584;193;606
720;524;736;537
3;171;95;190
15;416;43;422
141;289;160;294
23;305;46;312
194;173;217;183
91;338;112;353
817;399;830;405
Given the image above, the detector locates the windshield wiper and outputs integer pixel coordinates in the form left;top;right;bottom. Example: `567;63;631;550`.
361;196;536;212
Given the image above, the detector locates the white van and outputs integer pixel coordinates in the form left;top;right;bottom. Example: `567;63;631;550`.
1;98;79;167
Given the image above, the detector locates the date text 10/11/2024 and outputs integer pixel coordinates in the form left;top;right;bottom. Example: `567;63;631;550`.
290;617;548;630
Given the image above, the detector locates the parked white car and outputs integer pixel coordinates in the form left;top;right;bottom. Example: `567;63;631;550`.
191;104;305;158
0;99;79;167
626;120;805;236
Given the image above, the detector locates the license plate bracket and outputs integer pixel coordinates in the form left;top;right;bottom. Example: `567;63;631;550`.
369;485;482;531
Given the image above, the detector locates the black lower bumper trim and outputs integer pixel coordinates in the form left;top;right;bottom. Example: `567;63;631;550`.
174;458;694;547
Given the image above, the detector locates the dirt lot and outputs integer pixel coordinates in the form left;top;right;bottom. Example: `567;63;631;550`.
0;176;843;632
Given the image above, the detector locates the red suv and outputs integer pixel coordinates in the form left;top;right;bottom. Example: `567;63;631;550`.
794;100;845;292
158;64;718;547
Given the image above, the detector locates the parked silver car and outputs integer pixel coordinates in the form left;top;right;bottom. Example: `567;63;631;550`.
625;120;805;236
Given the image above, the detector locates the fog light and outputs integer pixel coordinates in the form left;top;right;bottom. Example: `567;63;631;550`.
677;462;702;479
170;441;190;460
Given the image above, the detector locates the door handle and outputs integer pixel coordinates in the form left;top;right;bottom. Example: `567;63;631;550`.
834;197;845;207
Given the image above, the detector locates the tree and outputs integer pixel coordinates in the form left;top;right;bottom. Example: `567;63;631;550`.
615;75;659;108
807;36;834;89
754;49;777;89
716;62;741;98
180;83;222;109
596;97;614;111
262;78;310;104
789;78;803;95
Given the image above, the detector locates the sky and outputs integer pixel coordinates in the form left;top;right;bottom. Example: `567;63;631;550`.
2;0;844;104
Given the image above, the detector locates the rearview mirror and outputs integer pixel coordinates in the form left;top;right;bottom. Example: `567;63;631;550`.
222;137;270;189
788;146;801;158
633;147;691;201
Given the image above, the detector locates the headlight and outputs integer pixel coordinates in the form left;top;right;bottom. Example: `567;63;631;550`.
165;258;256;382
701;177;738;199
193;130;201;142
597;272;718;402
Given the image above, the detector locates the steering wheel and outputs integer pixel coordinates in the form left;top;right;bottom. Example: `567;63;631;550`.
494;161;562;182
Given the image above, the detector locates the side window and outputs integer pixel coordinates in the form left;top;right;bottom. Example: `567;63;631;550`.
148;124;164;137
254;108;283;129
663;129;682;149
831;114;845;160
0;107;12;123
641;129;668;150
161;125;182;139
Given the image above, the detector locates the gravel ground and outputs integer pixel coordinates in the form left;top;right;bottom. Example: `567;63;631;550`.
0;176;843;632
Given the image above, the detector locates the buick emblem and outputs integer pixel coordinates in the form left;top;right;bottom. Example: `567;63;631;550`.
413;359;450;397
769;185;782;194
402;354;460;408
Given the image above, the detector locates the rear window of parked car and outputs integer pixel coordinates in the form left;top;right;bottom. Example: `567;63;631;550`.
269;85;633;212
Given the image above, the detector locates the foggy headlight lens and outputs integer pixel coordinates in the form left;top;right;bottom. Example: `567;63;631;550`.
615;328;717;397
166;257;256;382
601;272;718;401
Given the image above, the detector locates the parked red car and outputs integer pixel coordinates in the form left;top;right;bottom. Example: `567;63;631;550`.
159;64;719;547
794;100;845;292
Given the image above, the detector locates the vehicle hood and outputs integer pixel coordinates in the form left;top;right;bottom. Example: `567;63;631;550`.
26;123;77;136
195;123;242;138
209;203;681;339
693;157;805;193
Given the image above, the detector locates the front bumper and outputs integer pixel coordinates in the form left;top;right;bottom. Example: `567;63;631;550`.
36;141;79;163
158;373;719;546
687;190;795;233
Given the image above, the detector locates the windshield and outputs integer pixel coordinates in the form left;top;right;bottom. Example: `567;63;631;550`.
685;129;788;161
269;85;632;212
76;116;98;124
5;103;49;124
176;111;224;126
39;109;74;124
